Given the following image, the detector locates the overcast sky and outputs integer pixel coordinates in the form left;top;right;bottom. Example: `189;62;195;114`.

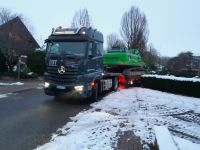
1;0;200;57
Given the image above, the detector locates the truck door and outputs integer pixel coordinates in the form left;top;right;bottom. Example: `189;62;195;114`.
87;42;103;73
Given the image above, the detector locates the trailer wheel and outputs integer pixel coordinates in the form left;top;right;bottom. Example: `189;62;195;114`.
112;77;119;91
91;82;99;101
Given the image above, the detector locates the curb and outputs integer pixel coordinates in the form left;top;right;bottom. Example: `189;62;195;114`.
0;81;43;94
0;87;40;94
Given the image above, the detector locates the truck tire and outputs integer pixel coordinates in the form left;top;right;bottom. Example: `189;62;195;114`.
112;77;119;91
54;95;62;101
90;82;99;101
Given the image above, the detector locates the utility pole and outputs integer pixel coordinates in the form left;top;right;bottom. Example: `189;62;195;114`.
17;56;20;80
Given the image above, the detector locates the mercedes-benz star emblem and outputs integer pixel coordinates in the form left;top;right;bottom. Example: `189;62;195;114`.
58;66;65;74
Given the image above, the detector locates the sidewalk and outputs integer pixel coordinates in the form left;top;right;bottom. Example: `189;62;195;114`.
115;131;143;150
0;80;43;94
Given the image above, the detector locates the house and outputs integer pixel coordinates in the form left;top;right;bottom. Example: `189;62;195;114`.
191;56;200;72
0;16;40;55
167;52;200;76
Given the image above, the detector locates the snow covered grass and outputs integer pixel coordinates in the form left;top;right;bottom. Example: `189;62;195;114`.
36;111;125;150
174;136;200;150
142;74;200;82
36;83;44;89
154;126;181;150
0;82;24;86
35;88;200;150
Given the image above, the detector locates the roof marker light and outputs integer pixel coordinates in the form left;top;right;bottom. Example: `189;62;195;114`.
58;26;63;29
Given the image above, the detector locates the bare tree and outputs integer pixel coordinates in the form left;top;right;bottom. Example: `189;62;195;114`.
167;51;193;72
142;44;159;70
0;7;16;25
71;8;92;28
120;6;149;53
0;7;35;35
160;56;170;68
106;33;125;50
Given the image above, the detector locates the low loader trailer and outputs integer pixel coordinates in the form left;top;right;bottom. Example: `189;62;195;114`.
44;27;145;101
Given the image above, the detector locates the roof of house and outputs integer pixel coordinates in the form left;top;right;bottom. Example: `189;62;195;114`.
0;16;40;52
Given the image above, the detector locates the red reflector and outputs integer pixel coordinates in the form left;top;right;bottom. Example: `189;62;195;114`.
119;75;126;84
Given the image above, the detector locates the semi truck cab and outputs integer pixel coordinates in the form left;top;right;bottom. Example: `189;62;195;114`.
44;27;105;100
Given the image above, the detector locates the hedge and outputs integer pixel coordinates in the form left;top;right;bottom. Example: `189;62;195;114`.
27;50;46;75
0;50;7;73
141;77;200;98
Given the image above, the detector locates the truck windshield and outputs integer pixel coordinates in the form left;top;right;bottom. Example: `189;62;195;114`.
46;41;87;56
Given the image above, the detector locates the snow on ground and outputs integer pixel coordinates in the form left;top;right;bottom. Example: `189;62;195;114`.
36;83;44;89
35;88;200;150
0;93;13;99
0;82;24;86
142;74;200;82
154;126;178;150
174;136;200;150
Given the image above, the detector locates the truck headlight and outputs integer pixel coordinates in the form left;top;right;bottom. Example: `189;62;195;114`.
44;82;50;88
74;85;84;91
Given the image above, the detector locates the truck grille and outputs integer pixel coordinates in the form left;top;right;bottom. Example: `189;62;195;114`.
46;65;78;84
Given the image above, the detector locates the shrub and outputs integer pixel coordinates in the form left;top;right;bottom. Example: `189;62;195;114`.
0;50;7;73
27;50;46;75
141;77;200;98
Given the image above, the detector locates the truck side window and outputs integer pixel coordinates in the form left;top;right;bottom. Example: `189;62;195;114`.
88;43;93;57
91;42;98;57
89;42;103;57
97;43;103;56
89;42;97;57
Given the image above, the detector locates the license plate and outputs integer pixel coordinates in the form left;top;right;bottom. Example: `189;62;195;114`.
56;85;66;89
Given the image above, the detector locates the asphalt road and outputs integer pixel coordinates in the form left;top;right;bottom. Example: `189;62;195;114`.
0;88;91;150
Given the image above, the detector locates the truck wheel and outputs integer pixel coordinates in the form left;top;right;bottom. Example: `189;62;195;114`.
91;82;98;101
112;77;119;91
54;95;62;101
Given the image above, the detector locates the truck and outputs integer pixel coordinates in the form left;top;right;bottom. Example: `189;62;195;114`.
44;26;145;101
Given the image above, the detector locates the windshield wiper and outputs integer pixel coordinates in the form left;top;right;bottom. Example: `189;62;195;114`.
47;52;60;55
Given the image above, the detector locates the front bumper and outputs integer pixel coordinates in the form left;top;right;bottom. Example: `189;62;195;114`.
44;82;91;99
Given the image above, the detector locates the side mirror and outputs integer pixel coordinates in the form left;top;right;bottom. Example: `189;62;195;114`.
88;42;97;59
88;50;93;59
92;43;97;51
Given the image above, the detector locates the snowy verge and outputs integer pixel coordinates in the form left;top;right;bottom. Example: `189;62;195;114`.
36;111;126;150
0;93;13;99
35;88;200;150
174;136;200;150
154;126;178;150
142;74;200;82
0;82;24;86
